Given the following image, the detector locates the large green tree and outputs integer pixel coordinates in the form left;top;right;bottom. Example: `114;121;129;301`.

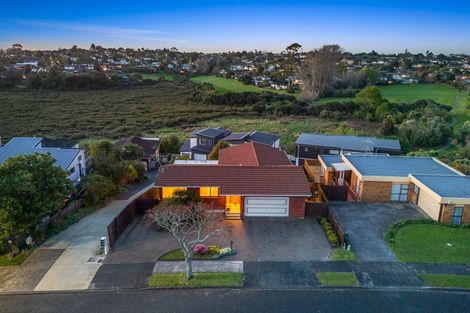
0;154;73;244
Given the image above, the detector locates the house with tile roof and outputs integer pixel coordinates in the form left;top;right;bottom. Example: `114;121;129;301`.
0;137;87;186
156;142;310;219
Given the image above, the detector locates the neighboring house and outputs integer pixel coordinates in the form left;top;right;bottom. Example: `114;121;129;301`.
179;127;231;160
115;136;161;170
0;137;86;186
156;142;311;219
222;131;281;148
294;133;401;165
324;154;470;224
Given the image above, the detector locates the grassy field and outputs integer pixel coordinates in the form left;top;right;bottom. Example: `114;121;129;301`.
420;274;470;289
148;272;244;287
389;224;470;263
0;82;236;140
141;73;174;81
316;272;358;287
190;75;290;95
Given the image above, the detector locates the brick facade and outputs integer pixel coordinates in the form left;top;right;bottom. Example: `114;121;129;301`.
289;197;306;218
440;204;470;224
360;181;393;201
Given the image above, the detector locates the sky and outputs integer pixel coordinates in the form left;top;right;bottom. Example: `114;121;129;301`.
1;0;470;54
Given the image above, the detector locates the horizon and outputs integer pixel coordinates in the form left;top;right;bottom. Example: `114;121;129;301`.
1;0;470;54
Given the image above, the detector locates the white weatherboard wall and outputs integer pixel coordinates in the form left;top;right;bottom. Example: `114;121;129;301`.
417;188;441;221
244;197;289;217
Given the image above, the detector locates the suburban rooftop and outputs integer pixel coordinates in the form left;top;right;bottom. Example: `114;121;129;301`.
219;142;290;166
411;174;470;199
343;155;462;177
296;133;401;152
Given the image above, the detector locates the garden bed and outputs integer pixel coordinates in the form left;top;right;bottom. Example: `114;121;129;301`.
148;272;244;287
0;249;31;266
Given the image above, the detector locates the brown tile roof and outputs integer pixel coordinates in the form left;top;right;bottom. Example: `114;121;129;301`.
155;165;311;196
218;142;291;166
115;136;160;157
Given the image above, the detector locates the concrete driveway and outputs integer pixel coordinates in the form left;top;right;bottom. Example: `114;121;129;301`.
105;217;332;263
329;202;425;262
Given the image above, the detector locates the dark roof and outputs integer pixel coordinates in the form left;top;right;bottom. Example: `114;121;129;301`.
319;154;343;167
222;132;251;141
412;175;470;199
344;155;461;177
296;133;401;152
115;136;160;157
179;139;191;153
155;165;311;196
41;138;78;149
247;131;280;146
219;142;291;166
196;127;231;139
191;145;213;154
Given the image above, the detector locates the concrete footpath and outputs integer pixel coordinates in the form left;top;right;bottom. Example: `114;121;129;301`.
34;185;153;291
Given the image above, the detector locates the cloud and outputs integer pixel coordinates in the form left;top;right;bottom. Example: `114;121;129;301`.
15;19;187;44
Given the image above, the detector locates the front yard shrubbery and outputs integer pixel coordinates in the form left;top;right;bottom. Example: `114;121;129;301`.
160;244;234;261
318;217;339;247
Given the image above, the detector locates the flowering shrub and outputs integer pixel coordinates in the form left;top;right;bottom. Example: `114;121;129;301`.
192;244;209;255
207;245;221;255
219;247;233;256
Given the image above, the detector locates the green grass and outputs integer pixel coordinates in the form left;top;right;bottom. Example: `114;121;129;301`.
159;249;218;261
0;82;236;140
330;248;357;261
0;250;31;266
148;272;244;287
141;73;174;81
420;274;470;289
316;272;358;287
190;75;291;95
389;224;470;263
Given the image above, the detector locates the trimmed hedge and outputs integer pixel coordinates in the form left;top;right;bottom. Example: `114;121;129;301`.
385;219;470;243
318;217;339;247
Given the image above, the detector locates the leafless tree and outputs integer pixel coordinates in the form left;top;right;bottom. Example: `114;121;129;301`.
148;202;225;279
298;44;343;100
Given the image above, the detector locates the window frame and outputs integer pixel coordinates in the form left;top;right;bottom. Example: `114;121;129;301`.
452;206;464;225
391;184;409;201
199;187;219;198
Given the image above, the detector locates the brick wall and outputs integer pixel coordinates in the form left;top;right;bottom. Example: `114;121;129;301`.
440;204;470;224
360;181;393;201
289;197;306;218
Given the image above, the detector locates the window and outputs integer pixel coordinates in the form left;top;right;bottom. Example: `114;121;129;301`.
320;166;325;177
78;155;82;161
162;187;187;199
453;207;464;225
391;184;409;201
199;187;219;197
304;147;309;152
413;184;419;194
355;176;360;194
69;167;75;174
329;149;340;155
199;138;211;146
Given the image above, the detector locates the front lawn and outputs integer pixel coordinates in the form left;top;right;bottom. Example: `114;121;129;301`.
330;248;357;261
148;272;244;287
159;249;218;261
388;223;470;263
420;274;470;289
316;272;358;287
0;250;31;266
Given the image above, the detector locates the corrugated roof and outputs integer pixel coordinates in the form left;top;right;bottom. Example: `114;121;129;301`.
222;132;251;141
296;133;401;152
344;155;460;177
412;174;470;199
196;127;230;139
0;137;79;170
219;142;291;166
155;165;311;196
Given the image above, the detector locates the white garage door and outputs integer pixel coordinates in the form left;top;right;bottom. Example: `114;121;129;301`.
244;197;289;217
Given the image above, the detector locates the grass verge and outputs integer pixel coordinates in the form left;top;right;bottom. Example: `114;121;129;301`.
159;249;218;261
0;249;32;266
420;274;470;289
316;272;358;287
330;248;357;261
148;272;244;287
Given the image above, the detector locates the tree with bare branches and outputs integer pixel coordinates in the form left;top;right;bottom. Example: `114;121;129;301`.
298;44;343;100
147;200;225;279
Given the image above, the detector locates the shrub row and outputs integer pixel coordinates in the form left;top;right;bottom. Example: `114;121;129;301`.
318;217;339;247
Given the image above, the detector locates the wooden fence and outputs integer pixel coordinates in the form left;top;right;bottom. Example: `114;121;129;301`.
321;185;348;201
107;188;159;249
328;212;346;246
305;201;329;217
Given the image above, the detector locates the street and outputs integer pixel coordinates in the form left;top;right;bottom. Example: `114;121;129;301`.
1;287;469;313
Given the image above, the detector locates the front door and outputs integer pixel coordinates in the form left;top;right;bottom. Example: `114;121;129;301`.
225;195;241;219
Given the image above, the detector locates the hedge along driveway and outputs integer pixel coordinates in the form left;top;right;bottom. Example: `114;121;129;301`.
389;223;470;263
